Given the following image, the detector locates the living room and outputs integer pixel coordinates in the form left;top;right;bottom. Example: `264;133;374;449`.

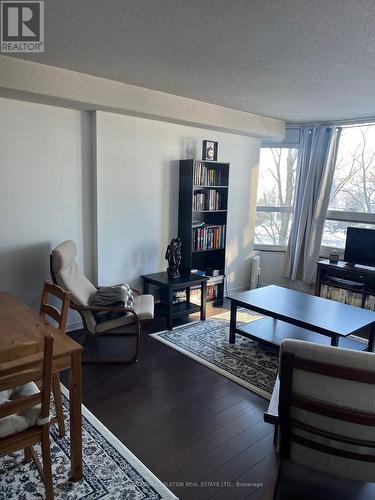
1;1;375;499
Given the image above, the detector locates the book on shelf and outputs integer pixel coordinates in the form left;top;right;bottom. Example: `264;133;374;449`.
190;283;221;304
207;274;225;285
191;268;206;276
193;162;223;186
193;189;221;211
191;270;224;285
208;189;221;210
192;225;226;251
193;191;205;211
192;222;205;229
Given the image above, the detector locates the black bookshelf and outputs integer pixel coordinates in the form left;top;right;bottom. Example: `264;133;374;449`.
178;159;229;306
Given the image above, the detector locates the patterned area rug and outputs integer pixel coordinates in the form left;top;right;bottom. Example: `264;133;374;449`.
150;311;279;399
0;386;176;499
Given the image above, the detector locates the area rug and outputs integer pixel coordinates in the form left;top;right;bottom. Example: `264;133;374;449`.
0;386;177;500
150;311;279;400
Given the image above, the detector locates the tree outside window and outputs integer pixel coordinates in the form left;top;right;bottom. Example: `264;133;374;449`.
255;147;298;246
322;125;375;248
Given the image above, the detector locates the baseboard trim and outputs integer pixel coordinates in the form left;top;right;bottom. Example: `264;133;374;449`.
226;285;249;295
260;281;314;293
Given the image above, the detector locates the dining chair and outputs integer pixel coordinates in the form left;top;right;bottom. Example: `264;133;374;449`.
263;339;375;499
0;335;55;499
39;281;71;437
50;240;154;364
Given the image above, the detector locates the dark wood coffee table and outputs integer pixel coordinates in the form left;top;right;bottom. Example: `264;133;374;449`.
142;272;209;330
228;285;375;352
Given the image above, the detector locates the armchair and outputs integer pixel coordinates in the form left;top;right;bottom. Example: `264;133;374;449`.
50;240;154;364
264;339;375;499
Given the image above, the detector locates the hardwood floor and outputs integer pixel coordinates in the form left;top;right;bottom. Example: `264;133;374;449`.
64;303;375;500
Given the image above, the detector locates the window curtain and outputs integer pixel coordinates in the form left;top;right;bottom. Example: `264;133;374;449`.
285;125;342;283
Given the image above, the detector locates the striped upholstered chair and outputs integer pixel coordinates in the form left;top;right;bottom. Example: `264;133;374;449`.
264;339;375;499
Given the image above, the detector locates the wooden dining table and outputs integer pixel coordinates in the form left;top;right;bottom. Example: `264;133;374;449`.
0;291;83;481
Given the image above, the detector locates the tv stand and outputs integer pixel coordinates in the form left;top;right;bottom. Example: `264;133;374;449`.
315;259;375;310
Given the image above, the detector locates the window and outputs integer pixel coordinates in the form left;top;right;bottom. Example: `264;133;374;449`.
322;125;375;248
255;147;299;246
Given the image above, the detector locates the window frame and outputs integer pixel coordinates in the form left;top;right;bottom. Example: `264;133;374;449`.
321;123;375;251
255;124;375;253
320;211;375;256
254;142;300;251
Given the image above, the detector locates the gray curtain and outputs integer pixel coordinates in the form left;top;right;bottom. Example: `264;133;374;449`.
285;125;342;283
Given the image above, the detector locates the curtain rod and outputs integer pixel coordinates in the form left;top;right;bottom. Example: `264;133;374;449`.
287;116;375;128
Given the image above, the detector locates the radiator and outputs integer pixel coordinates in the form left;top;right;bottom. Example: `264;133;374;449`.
250;253;261;289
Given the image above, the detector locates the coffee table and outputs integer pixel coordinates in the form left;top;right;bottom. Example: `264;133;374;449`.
142;271;209;330
228;285;375;352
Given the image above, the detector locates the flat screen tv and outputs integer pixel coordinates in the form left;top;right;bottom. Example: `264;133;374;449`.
344;227;375;267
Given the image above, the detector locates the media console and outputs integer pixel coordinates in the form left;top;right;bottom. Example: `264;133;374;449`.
315;259;375;310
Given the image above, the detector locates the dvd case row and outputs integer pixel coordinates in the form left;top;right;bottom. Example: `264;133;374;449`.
321;284;375;310
193;163;223;186
193;189;222;211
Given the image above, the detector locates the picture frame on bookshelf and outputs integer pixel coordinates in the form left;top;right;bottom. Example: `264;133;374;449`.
202;140;218;161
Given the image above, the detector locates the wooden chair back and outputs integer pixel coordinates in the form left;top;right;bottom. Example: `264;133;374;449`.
0;335;54;427
39;281;71;334
279;350;375;465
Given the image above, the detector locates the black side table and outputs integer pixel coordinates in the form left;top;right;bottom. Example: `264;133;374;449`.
141;272;209;330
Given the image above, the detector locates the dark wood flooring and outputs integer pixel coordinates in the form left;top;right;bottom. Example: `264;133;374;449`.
64;303;375;500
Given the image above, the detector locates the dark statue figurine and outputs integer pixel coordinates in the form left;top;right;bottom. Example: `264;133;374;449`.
165;238;182;279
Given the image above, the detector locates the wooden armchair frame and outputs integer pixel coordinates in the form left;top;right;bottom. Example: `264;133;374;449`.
0;336;55;499
50;257;144;364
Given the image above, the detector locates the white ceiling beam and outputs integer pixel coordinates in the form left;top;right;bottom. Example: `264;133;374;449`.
0;55;284;140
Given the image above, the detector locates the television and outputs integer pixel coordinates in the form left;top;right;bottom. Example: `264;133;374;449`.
344;227;375;267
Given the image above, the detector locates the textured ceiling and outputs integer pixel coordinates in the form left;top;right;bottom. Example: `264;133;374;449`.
13;0;375;122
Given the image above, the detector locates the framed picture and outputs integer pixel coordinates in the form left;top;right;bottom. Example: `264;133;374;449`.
202;140;218;161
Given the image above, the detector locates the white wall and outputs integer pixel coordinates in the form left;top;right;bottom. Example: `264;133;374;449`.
96;111;260;293
0;97;262;331
0;98;90;318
